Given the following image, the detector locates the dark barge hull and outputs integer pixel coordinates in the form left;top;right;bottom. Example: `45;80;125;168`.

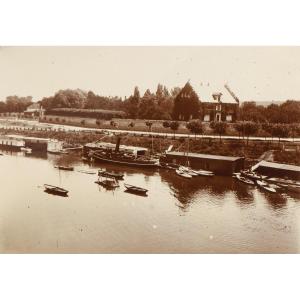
93;154;158;168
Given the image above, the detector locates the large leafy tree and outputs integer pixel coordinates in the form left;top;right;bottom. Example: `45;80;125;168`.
4;95;33;112
169;121;180;137
243;121;260;145
186;120;204;139
210;121;227;143
123;86;141;119
172;82;200;121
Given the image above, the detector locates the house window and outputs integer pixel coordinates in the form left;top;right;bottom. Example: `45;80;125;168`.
204;114;210;122
226;115;232;122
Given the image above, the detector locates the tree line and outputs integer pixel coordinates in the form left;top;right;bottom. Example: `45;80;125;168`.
40;86;300;124
0;96;33;113
1;86;300;126
108;119;300;142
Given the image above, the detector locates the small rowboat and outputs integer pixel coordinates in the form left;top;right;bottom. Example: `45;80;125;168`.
98;169;124;180
48;149;69;155
77;170;97;175
256;180;277;193
55;165;74;171
175;169;192;179
266;177;300;187
124;183;148;195
95;177;119;189
159;162;181;170
44;184;69;196
180;166;214;177
178;166;198;177
194;170;214;177
236;174;255;185
241;170;267;180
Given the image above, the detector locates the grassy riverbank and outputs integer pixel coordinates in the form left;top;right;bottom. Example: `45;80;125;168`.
1;127;299;165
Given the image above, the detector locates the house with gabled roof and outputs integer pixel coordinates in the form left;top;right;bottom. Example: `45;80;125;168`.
173;81;240;122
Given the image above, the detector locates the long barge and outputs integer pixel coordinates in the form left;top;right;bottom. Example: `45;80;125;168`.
93;151;159;168
86;136;159;168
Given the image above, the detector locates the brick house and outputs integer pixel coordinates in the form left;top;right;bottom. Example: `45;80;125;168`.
173;81;240;122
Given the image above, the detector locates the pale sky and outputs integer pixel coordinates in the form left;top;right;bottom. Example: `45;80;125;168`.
0;46;299;102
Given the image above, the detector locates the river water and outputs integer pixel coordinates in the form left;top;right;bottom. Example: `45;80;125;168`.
0;151;299;253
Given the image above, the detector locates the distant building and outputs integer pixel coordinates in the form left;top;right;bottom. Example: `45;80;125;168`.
24;103;45;118
41;108;127;127
174;81;240;122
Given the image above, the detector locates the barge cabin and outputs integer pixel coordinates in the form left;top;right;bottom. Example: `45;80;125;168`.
252;160;300;181
161;151;245;175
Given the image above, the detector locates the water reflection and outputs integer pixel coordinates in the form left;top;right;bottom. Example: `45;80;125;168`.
264;192;288;211
0;152;299;253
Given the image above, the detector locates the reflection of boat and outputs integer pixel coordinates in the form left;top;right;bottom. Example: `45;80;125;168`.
44;184;68;196
95;177;119;189
175;169;192;179
256;180;277;193
21;147;32;153
285;184;300;193
124;183;148;195
98;169;124;180
54;165;74;171
236;174;255;185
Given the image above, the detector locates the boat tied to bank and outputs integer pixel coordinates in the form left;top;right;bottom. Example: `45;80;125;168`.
235;174;255;185
89;137;159;168
175;169;192;179
256;180;277;193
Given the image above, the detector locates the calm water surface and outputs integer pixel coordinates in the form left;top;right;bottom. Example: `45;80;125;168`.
0;152;299;253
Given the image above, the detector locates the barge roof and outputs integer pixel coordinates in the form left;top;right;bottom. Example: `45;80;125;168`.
166;151;244;161
255;160;300;173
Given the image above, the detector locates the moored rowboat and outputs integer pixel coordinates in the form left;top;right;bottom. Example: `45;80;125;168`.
44;184;69;196
175;169;192;179
256;180;277;193
55;165;74;171
124;183;148;195
236;174;255;185
98;169;124;180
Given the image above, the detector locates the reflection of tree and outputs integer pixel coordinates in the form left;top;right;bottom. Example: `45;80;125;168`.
232;180;255;207
159;171;234;211
92;160;158;178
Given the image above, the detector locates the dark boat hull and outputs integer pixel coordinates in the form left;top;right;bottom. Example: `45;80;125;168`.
98;170;124;180
44;185;69;197
93;154;158;168
124;184;148;195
